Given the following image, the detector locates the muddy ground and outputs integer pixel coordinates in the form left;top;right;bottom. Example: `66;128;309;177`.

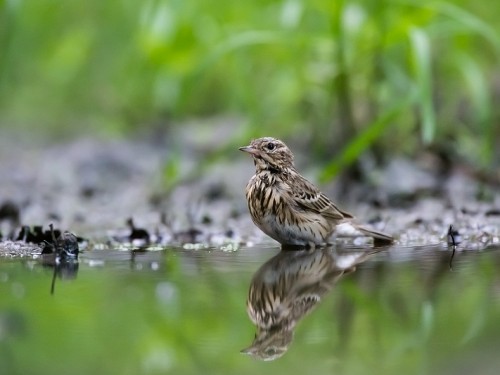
1;123;500;256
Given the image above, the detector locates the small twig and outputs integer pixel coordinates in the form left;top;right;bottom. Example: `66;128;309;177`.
447;225;459;246
447;225;460;270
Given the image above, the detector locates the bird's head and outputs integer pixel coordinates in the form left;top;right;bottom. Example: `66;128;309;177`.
240;328;293;361
239;137;294;172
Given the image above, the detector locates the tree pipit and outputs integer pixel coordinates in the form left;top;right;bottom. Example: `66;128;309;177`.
240;137;393;247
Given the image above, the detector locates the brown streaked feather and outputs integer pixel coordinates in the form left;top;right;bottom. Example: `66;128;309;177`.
288;174;351;221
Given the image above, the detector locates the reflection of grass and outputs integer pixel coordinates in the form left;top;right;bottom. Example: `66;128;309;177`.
0;0;498;172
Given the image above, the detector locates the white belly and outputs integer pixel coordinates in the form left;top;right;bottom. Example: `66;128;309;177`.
256;213;327;246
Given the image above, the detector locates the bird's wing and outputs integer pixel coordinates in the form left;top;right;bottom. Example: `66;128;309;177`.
290;293;321;321
286;174;353;221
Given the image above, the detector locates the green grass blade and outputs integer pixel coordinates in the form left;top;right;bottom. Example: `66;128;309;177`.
435;2;500;55
410;27;435;145
319;91;416;182
194;30;289;74
457;53;493;166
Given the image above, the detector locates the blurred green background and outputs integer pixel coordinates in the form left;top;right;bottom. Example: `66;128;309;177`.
1;0;499;172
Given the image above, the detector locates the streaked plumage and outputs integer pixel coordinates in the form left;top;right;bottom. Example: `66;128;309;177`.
241;247;376;360
239;137;393;247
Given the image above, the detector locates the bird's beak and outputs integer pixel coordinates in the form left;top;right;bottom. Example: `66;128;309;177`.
239;145;259;155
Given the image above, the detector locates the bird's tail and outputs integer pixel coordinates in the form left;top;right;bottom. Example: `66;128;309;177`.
335;222;394;245
356;225;394;245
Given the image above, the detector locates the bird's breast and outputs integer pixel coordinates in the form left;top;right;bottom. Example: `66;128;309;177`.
245;172;332;245
246;175;282;220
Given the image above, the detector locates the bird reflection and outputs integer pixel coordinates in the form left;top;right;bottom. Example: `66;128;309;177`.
242;246;379;361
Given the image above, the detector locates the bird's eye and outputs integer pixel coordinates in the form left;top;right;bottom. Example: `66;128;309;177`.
265;347;277;355
266;143;275;151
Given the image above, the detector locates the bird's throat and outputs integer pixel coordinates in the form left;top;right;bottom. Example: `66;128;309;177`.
267;165;281;174
254;157;281;174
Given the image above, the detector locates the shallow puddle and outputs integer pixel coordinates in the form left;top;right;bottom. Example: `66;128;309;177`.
1;243;500;375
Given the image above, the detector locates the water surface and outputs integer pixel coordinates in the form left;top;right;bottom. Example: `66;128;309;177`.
1;243;499;375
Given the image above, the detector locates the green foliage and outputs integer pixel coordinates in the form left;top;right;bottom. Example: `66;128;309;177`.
320;92;416;182
0;0;498;169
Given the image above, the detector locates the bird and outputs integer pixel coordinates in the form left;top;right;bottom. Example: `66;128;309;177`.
241;247;377;360
239;137;393;247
